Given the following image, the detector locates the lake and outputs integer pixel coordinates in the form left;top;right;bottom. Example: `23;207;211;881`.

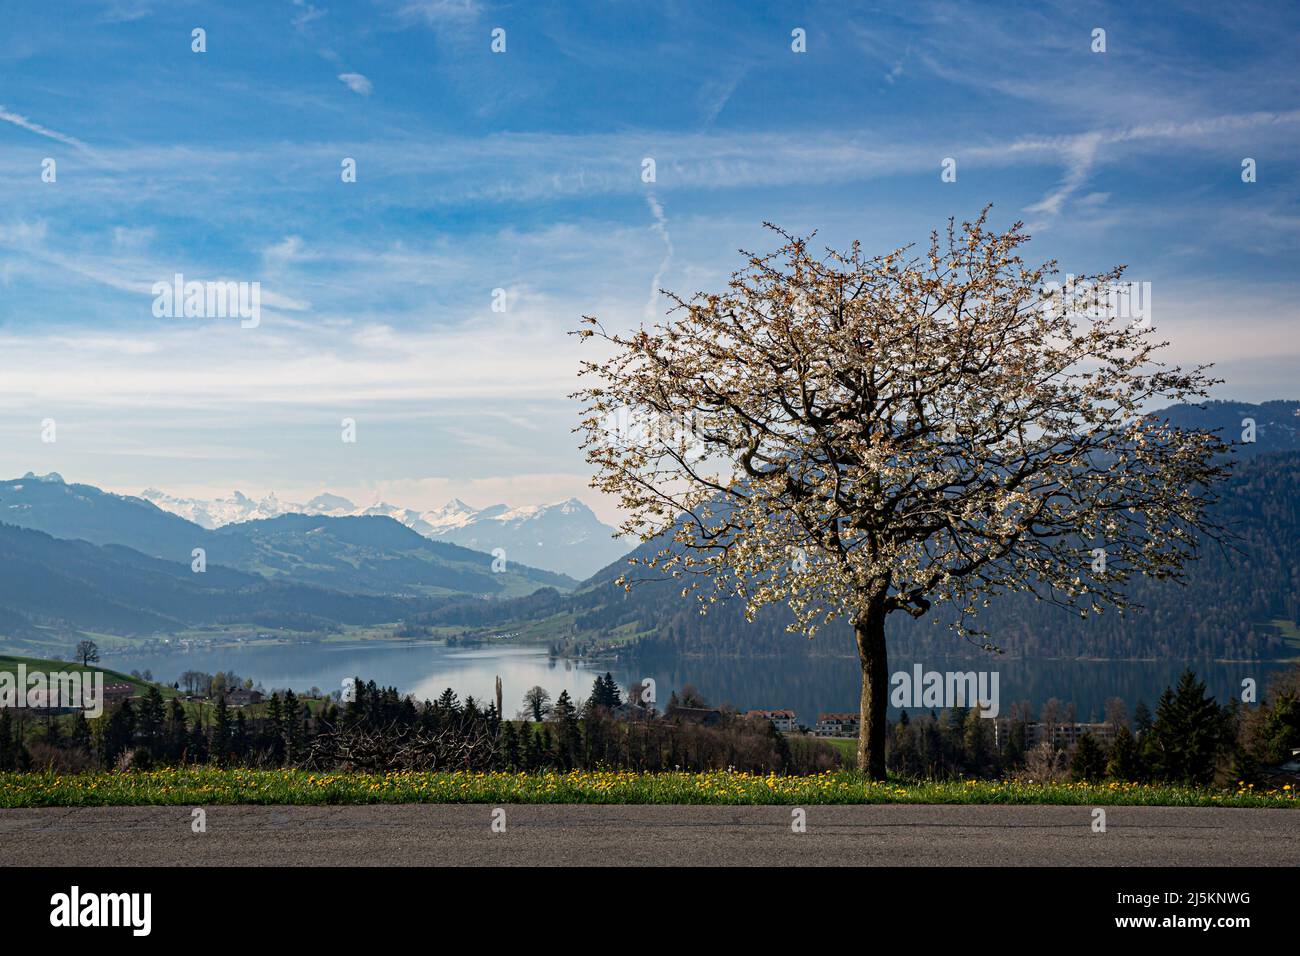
103;640;1295;724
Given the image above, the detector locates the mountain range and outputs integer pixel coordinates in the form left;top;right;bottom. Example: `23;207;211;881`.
0;399;1296;660
0;521;418;642
1152;399;1300;456
138;488;627;579
0;473;572;600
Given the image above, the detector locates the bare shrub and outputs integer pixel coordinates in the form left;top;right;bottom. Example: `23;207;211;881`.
26;742;98;773
1014;740;1069;784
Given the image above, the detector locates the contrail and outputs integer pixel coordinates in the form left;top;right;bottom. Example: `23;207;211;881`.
0;105;92;153
644;195;674;320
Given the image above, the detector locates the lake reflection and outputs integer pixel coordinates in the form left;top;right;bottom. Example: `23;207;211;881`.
620;652;1293;724
106;640;1295;726
108;642;606;718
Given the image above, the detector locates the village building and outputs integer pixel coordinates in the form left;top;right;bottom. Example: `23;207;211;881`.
223;687;264;707
669;706;723;727
745;709;798;732
814;712;860;737
102;683;135;706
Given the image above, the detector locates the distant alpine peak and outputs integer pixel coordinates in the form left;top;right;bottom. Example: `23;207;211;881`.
491;497;593;523
20;471;64;483
305;492;356;511
423;498;491;531
136;485;627;578
137;487;607;530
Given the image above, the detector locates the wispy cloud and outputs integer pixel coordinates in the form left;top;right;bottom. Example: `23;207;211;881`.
1017;109;1300;222
390;0;481;27
263;235;306;264
338;73;373;96
1024;132;1103;220
99;0;150;23
290;0;327;29
1;2;1295;513
697;66;748;128
0;105;92;153
644;195;673;320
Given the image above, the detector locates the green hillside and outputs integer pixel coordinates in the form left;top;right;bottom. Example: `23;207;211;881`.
0;522;427;654
0;654;161;696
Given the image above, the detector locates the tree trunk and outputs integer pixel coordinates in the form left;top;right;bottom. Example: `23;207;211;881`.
855;604;889;780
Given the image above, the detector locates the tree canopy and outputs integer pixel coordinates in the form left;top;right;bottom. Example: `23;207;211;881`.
575;209;1231;776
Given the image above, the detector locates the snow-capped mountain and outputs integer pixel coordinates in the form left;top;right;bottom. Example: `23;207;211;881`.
426;497;629;580
138;488;628;580
138;488;338;529
423;498;492;532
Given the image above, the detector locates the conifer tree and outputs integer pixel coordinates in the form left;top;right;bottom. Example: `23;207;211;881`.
463;696;481;725
1259;685;1300;764
603;673;623;708
1133;701;1153;736
538;726;554;768
963;709;991;774
522;724;541;770
552;691;581;769
500;720;520;770
186;712;208;764
1070;731;1107;781
232;709;249;762
1105;724;1143;781
101;699;136;767
69;711;92;755
1146;670;1223;785
42;714;62;747
211;694;232;766
167;698;188;761
138;686;166;756
437;688;461;716
282;690;303;764
265;694;286;764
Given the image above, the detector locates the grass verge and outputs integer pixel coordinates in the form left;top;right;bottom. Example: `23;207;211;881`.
0;768;1295;808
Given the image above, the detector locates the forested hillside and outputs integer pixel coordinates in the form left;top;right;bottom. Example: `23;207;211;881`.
0;474;573;598
427;450;1300;661
0;523;426;648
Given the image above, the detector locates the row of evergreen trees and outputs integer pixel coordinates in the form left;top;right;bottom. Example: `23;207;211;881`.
2;668;1296;785
337;677;803;773
0;685;332;771
888;670;1299;786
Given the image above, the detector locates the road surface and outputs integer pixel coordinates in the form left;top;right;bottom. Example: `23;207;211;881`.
1;804;1294;866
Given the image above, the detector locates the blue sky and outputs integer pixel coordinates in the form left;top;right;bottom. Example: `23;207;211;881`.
0;0;1296;522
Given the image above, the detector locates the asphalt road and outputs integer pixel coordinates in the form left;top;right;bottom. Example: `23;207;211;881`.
2;804;1295;866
